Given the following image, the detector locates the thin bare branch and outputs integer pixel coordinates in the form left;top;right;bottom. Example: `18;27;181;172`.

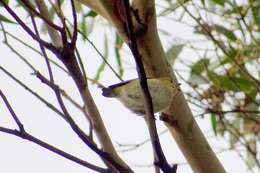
35;0;62;46
70;0;78;47
0;90;24;131
35;72;132;173
0;126;109;173
0;0;56;51
21;0;63;32
30;14;54;82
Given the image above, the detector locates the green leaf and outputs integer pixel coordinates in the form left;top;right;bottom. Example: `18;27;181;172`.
188;58;210;85
229;134;238;148
165;44;184;67
252;1;260;25
231;76;256;93
228;119;240;148
200;0;205;6
74;0;83;13
114;33;124;77
207;71;223;88
206;71;236;91
84;10;98;18
212;0;225;6
80;15;87;40
214;24;237;41
0;14;15;24
0;0;9;6
188;74;208;85
216;122;225;136
211;114;217;135
191;58;210;75
246;139;257;169
94;35;108;81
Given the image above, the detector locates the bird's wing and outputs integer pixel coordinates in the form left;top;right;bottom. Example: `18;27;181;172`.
105;79;135;90
102;79;135;97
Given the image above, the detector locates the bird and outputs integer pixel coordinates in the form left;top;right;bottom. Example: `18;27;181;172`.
102;78;179;115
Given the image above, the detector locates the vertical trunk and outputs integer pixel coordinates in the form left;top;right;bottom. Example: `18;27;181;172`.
133;4;226;173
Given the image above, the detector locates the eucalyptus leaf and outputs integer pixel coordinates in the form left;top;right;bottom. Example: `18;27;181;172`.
213;24;237;41
0;14;15;24
211;114;217;135
188;73;208;85
0;0;8;6
165;44;184;67
191;58;210;75
94;35;108;81
246;139;257;169
212;0;225;6
84;10;98;18
115;33;124;77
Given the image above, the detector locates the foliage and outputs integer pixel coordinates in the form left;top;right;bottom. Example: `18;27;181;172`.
162;0;260;170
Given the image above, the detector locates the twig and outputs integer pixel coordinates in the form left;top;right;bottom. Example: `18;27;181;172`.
0;66;66;119
0;0;56;51
76;28;123;81
178;0;260;90
70;0;78;47
0;91;24;131
0;27;67;73
0;90;108;172
0;126;109;173
30;14;54;82
20;0;62;31
117;129;169;152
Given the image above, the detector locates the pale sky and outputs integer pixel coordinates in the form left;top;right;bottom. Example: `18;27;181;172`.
0;2;256;173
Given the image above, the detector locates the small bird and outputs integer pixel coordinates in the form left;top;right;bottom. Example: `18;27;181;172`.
102;78;179;115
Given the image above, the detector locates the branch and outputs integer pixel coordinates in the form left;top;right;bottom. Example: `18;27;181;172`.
0;0;56;51
0;126;109;173
121;1;177;172
0;91;24;131
178;1;260;91
34;0;62;46
30;14;54;82
20;0;63;32
70;0;78;47
0;90;108;172
1;2;131;172
35;72;131;173
0;25;67;73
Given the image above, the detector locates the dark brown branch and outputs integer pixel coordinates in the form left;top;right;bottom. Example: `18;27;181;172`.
0;90;24;131
0;127;109;173
64;22;88;82
0;66;66;120
206;108;260;115
0;0;56;51
36;72;130;173
20;0;63;31
0;90;108;172
70;0;78;47
30;15;54;82
0;25;67;73
121;0;177;172
56;0;68;47
78;29;123;81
